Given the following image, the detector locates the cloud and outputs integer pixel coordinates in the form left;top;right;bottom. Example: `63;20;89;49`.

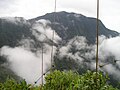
0;0;120;32
32;19;61;43
0;0;120;83
57;35;120;81
57;0;96;16
1;17;30;25
0;45;52;84
95;36;120;80
58;36;95;66
0;16;120;83
99;36;120;60
0;18;60;84
0;0;55;19
102;64;120;80
0;0;17;16
1;46;42;83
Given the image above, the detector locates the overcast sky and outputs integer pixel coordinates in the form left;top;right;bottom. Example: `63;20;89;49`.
0;0;120;32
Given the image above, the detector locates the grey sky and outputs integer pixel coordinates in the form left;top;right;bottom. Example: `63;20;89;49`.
0;0;120;32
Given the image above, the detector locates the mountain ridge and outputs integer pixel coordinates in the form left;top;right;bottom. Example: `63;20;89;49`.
29;11;119;44
0;11;120;87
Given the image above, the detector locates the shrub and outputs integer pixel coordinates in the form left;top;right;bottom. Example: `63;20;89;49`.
42;70;118;90
0;70;118;90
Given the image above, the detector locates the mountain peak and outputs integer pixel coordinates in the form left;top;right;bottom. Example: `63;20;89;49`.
30;11;86;22
29;11;119;44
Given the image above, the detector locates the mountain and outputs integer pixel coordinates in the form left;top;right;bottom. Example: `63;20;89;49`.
0;11;120;87
30;11;119;44
0;17;32;48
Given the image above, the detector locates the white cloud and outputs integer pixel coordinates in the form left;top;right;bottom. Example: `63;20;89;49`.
0;0;55;19
0;0;120;83
0;40;53;84
0;18;60;84
102;64;120;80
1;46;42;83
99;36;120;60
32;19;61;43
0;0;120;32
59;36;95;64
1;17;29;25
58;35;120;80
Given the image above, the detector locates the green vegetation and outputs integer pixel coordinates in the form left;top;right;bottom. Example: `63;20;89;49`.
0;70;118;90
0;78;30;90
0;66;20;83
42;70;118;90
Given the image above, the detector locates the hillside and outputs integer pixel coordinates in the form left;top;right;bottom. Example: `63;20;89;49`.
30;11;119;44
0;11;120;87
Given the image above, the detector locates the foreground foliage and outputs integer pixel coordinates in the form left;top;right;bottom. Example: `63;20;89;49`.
42;70;118;90
0;70;118;90
0;78;30;90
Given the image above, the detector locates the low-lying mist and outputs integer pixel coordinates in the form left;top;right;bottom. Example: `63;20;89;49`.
58;35;120;80
0;19;61;84
0;18;120;84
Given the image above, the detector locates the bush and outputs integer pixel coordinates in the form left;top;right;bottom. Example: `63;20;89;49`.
0;70;118;90
0;77;30;90
42;70;118;90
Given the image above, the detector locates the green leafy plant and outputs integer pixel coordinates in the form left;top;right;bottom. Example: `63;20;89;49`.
0;70;118;90
42;70;118;90
0;77;30;90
